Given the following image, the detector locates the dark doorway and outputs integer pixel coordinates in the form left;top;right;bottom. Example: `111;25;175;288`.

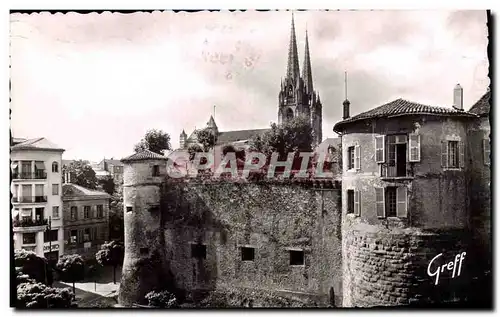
396;143;407;177
329;287;335;307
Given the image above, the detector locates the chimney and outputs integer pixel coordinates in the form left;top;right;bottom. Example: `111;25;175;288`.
343;99;350;120
453;83;463;111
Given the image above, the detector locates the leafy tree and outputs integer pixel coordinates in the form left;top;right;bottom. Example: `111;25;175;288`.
109;192;124;241
96;240;124;284
187;143;204;161
56;254;85;297
98;175;115;196
134;129;171;155
145;290;179;308
14;249;53;285
62;160;98;190
195;128;217;152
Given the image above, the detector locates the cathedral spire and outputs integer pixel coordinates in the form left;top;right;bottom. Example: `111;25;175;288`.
286;12;300;81
302;28;313;94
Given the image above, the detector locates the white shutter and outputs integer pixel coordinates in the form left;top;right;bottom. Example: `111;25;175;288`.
396;187;408;218
459;141;465;169
354;191;361;216
354;145;361;170
441;141;448;168
375;187;385;218
483;139;491;165
409;134;421;162
375;136;385;163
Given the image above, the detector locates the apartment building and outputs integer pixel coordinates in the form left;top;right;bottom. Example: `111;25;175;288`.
11;137;65;262
97;157;124;185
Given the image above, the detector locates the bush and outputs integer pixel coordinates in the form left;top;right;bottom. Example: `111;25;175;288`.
145;290;179;308
17;281;73;308
14;249;53;285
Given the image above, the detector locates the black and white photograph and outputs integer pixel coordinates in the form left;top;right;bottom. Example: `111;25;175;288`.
8;7;492;309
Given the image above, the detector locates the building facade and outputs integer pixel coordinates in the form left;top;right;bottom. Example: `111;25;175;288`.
97;158;124;185
333;85;491;306
62;183;111;259
11;138;65;262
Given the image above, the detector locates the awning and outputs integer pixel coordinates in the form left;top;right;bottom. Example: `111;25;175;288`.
35;162;45;169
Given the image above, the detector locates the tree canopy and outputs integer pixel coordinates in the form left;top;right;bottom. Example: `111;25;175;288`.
62;160;98;190
195;128;217;152
16;272;73;308
145;290;179;308
98;175;115;196
14;249;53;285
134;129;172;155
56;254;85;296
96;240;125;284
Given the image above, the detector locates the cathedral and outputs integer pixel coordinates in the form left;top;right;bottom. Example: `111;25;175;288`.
179;14;323;150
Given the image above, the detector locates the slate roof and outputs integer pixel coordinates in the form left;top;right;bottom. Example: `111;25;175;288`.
62;183;110;199
333;98;477;132
468;91;491;117
216;128;270;145
11;137;65;152
121;149;169;163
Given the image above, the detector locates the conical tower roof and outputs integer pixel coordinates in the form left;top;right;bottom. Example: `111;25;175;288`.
302;29;313;94
286;12;300;81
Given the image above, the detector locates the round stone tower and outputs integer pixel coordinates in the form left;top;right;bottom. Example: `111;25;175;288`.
118;149;169;306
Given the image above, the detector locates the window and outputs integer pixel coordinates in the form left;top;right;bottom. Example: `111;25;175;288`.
52;162;59;173
23;233;36;244
152;165;160;176
241;247;255;261
84;228;91;242
126;206;133;213
448;141;459;168
347;146;355;170
70;206;78;220
408;134;421;162
483;139;491;165
386;135;407;177
375;136;385;163
140;247;149;255
347;190;354;214
52;184;59;195
84;206;91;218
442;140;464;169
52;206;59;219
191;244;206;259
44;229;58;242
70;230;77;244
289;250;304;266
97;205;104;218
376;187;408;218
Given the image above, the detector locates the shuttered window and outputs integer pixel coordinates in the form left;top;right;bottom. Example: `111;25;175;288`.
354;145;361;170
409;134;421;162
375;136;385;163
354;191;361;216
375;187;385;218
483;139;491;165
396;187;408;218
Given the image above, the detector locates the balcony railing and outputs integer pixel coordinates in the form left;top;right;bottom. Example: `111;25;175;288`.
12;196;47;203
13;171;47;180
13;217;48;228
380;163;414;179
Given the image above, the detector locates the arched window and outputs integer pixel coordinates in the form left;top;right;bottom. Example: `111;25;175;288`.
52;161;59;173
288;86;293;97
286;108;294;121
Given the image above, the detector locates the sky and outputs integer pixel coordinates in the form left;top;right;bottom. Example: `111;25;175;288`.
9;10;489;161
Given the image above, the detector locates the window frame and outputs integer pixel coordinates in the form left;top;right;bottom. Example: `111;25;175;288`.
289;249;305;266
52;161;59;173
70;206;78;220
52;184;59;196
240;246;255;262
347;190;355;214
347;146;355;170
52;206;60;219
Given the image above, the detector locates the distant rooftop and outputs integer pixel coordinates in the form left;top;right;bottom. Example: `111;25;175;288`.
333;98;478;132
121;149;169;163
468;91;490;117
11;137;65;152
62;183;110;199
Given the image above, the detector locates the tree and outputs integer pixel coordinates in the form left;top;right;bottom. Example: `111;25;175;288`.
56;254;85;297
196;128;217;152
145;290;179;308
187;143;203;161
96;240;124;284
134;129;171;155
62;160;98;190
98;175;115;196
109;192;124;241
14;249;53;285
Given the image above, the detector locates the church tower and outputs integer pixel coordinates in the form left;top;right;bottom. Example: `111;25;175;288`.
278;13;323;148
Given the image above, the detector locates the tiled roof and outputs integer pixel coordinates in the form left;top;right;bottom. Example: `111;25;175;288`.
121;149;169;163
11;137;65;152
333;98;477;131
216;128;270;145
62;183;110;199
468;91;490;116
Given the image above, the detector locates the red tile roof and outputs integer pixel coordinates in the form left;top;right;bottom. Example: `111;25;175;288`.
121;149;169;163
333;98;477;132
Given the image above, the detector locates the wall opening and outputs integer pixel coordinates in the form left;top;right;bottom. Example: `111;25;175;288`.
241;247;255;262
152;165;160;176
140;247;149;255
191;244;206;259
126;206;133;213
347;190;354;214
289;250;304;266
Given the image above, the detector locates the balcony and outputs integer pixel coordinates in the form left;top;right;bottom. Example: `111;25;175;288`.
13;171;47;180
380;163;414;180
12;217;48;232
12;196;47;203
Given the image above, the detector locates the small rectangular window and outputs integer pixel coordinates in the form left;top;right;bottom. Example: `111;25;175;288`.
241;247;255;261
152;165;160;176
70;230;77;244
97;205;104;218
52;184;59;195
70;206;78;220
84;206;91;219
386;187;397;217
52;206;59;219
84;228;91;242
23;233;36;244
191;244;206;259
347;147;355;170
448;141;459;168
347;190;354;214
289;250;304;266
126;206;133;213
